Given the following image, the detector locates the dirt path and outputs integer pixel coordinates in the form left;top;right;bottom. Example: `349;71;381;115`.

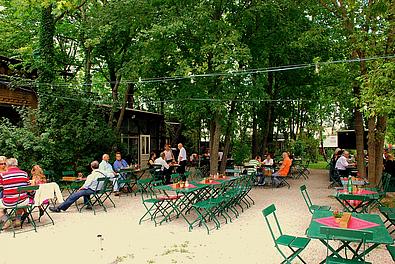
0;169;392;264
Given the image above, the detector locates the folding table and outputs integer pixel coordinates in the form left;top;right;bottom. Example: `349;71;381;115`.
306;210;393;263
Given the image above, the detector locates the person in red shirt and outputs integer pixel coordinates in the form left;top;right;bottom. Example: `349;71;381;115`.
272;152;292;187
0;158;30;208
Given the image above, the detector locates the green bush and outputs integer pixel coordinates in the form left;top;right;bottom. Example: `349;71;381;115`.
289;134;319;162
0;88;120;178
232;140;251;165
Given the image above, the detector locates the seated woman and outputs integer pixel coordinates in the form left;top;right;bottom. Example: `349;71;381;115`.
30;165;47;217
147;152;157;169
31;165;47;185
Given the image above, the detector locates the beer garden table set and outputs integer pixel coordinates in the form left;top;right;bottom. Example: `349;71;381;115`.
139;173;255;234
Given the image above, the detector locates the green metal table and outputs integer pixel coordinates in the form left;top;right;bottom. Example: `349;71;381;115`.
306;210;393;263
153;176;238;228
118;167;149;194
154;183;208;226
331;190;379;213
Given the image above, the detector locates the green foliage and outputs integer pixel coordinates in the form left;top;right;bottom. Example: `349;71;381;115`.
289;134;320;162
360;62;395;117
231;140;251;165
0;89;119;177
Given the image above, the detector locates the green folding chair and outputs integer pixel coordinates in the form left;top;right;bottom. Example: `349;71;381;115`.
43;170;55;182
79;177;115;214
378;206;395;234
369;172;392;209
320;226;373;263
138;180;176;226
300;185;331;214
1;186;38;237
262;204;310;264
387;244;395;261
171;173;181;183
116;177;133;196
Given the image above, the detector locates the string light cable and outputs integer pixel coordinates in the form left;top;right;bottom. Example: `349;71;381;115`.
7;54;394;87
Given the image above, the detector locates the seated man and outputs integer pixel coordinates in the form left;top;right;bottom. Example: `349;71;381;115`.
0;158;30;208
0;158;30;227
99;153;120;196
49;161;106;212
272;152;292;187
335;150;353;177
113;152;129;192
155;152;171;184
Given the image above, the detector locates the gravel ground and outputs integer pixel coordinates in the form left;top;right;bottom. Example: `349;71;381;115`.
0;169;393;264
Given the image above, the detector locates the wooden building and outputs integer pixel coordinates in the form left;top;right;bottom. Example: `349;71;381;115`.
0;56;37;124
115;108;165;165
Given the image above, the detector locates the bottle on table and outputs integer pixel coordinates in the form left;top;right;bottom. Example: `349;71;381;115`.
347;175;353;194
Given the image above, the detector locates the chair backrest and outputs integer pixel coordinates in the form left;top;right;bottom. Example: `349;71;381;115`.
94;177;109;193
381;172;392;192
44;170;55;182
17;185;39;202
320;226;373;262
262;204;283;245
62;170;75;177
171;173;180;182
299;185;313;213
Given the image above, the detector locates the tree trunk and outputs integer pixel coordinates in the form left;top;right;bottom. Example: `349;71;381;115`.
220;101;236;173
367;116;376;183
354;107;366;178
38;5;56;85
127;82;134;108
83;47;92;92
107;77;121;127
209;115;221;175
374;115;387;183
116;83;134;133
251;111;258;157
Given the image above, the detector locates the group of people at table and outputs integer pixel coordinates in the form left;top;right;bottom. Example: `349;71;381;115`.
247;152;292;187
331;147;395;182
0;143;188;227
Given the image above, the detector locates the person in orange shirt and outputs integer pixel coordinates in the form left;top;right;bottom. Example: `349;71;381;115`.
272;152;292;187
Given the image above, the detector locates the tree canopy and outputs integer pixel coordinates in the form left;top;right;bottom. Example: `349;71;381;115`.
0;0;393;181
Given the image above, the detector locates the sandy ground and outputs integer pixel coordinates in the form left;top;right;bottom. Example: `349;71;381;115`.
0;169;393;264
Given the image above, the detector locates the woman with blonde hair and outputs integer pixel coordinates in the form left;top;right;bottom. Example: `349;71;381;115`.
31;165;47;185
0;156;6;173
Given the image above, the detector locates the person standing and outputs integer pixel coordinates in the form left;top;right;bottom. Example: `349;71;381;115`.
177;143;187;180
164;144;175;164
50;161;106;212
99;153;119;196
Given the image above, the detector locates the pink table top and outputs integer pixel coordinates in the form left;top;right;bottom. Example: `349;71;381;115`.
168;183;198;189
199;180;221;185
315;216;379;230
338;189;377;195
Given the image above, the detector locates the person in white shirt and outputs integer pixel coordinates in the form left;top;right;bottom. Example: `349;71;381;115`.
177;143;187;180
155;152;171;184
263;154;274;166
164;144;175;163
99;153;120;195
335;151;351;177
50;161;106;212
